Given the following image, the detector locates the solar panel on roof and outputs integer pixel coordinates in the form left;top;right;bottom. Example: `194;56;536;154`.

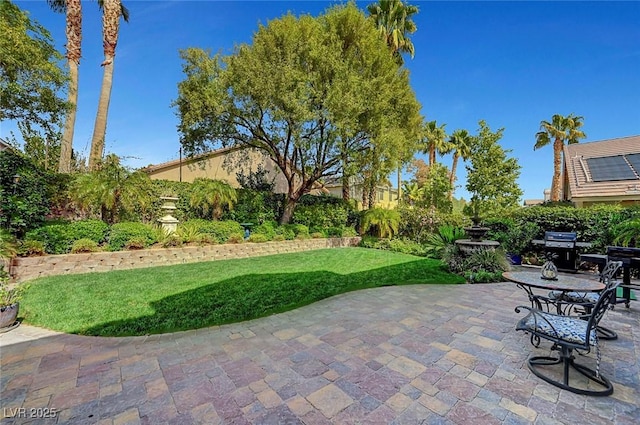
586;156;637;182
625;153;640;175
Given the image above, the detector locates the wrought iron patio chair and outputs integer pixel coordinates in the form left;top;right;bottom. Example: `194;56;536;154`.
515;282;620;396
547;260;623;340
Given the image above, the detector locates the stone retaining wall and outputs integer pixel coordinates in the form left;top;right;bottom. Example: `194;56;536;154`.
11;237;362;283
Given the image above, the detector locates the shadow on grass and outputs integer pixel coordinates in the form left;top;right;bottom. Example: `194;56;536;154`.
78;259;464;336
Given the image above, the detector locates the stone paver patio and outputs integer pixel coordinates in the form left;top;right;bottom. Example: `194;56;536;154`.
1;282;639;424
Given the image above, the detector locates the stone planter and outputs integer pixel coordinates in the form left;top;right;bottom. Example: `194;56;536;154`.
0;303;19;329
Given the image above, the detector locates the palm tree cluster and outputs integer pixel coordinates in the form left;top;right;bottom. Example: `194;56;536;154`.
47;0;129;173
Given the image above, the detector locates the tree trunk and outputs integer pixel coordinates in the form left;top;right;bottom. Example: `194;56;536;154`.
551;137;563;201
368;181;375;209
342;174;350;201
449;154;459;200
429;146;436;167
396;167;401;202
89;0;120;171
59;60;78;173
88;59;114;170
361;182;368;210
280;197;297;225
58;0;82;174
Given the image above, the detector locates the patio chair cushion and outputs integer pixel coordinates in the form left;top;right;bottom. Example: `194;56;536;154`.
517;310;596;346
548;290;600;304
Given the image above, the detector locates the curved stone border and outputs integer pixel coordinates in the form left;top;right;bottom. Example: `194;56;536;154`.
10;237;361;283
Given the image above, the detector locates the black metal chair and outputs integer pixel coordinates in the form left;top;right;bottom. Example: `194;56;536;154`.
548;260;623;340
515;282;620;396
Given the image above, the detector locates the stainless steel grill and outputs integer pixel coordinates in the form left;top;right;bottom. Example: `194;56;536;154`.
532;231;591;272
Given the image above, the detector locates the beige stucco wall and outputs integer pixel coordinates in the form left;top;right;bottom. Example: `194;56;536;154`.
148;149;290;194
11;237;362;283
325;185;398;210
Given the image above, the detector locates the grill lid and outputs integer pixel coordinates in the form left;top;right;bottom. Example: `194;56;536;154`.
544;231;577;242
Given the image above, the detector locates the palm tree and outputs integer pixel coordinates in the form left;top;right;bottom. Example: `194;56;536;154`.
88;0;129;170
190;178;238;220
422;120;448;166
47;0;81;174
361;207;401;238
534;113;586;202
367;0;418;65
447;129;472;199
367;0;419;199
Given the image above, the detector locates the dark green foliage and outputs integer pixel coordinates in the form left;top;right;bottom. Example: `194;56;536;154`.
0;150;51;236
612;218;640;247
71;238;100;253
485;218;540;254
181;219;244;244
359;236;427;257
108;222;157;251
161;234;183;248
423;225;466;259
442;245;510;283
252;220;278;240
247;233;270;243
25;223;71;254
17;240;45;257
148;179;194;222
25;219;109;254
292;200;353;231
396;205;467;243
223;189;282;224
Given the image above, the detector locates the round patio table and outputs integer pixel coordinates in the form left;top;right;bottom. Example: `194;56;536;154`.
502;270;605;312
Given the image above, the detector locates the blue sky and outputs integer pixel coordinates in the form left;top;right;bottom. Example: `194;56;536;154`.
4;0;640;201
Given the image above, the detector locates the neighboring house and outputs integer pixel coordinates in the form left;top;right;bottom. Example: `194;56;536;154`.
143;146;290;193
323;176;399;210
562;135;640;207
0;137;11;152
142;146;325;196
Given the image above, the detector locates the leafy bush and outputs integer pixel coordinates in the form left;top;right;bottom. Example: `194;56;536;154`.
612;218;640;247
224;189;281;224
388;238;428;256
71;238;100;253
17;240;45;257
442;245;510;282
253;221;277;240
293;200;353;230
248;233;270;243
176;221;205;243
108;222;157;251
69;219;109;244
311;232;324;239
181;219;244;244
161;234;183;248
341;226;358;237
25;223;72;254
273;234;286;241
226;232;244;244
397;205;467;243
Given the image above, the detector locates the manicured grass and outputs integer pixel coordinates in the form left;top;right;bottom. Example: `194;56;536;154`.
20;247;465;336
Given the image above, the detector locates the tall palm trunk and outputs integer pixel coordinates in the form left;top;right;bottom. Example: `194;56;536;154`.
449;153;459;200
58;0;81;174
89;0;120;171
551;137;563;201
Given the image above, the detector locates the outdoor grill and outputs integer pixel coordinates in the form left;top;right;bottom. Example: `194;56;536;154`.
532;231;592;272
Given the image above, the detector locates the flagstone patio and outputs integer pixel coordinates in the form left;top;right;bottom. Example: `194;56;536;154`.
1;282;638;424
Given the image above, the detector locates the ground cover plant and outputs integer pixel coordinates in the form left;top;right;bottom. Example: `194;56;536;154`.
20;248;465;336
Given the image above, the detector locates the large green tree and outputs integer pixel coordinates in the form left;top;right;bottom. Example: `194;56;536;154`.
534;113;586;202
175;4;422;223
422;120;448;166
465;120;523;220
88;0;129;170
190;178;237;220
0;0;68;148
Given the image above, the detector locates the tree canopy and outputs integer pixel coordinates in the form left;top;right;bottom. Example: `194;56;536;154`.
464;121;523;220
0;0;69;144
174;3;422;223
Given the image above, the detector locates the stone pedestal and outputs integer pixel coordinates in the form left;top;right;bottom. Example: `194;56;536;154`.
158;197;179;234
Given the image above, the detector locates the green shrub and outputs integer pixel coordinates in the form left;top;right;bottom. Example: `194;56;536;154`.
341;226;358;237
25;223;73;254
253;221;277;240
226;232;244;244
176;222;204;243
272;234;286;241
388;238;428;256
108;222;157;251
276;225;296;240
17;240;45;257
311;232;324;239
181;219;244;244
361;208;401;238
423;225;466;259
161;234;183;248
397;205;467;243
71;238;100;253
325;227;344;238
69;219;109;244
248;233;270;243
292;200;353;230
124;238;148;250
465;270;504;284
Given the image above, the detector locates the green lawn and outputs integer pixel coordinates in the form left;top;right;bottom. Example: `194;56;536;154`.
20;247;465;336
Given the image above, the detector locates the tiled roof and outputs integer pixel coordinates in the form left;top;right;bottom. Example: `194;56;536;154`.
564;135;640;200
